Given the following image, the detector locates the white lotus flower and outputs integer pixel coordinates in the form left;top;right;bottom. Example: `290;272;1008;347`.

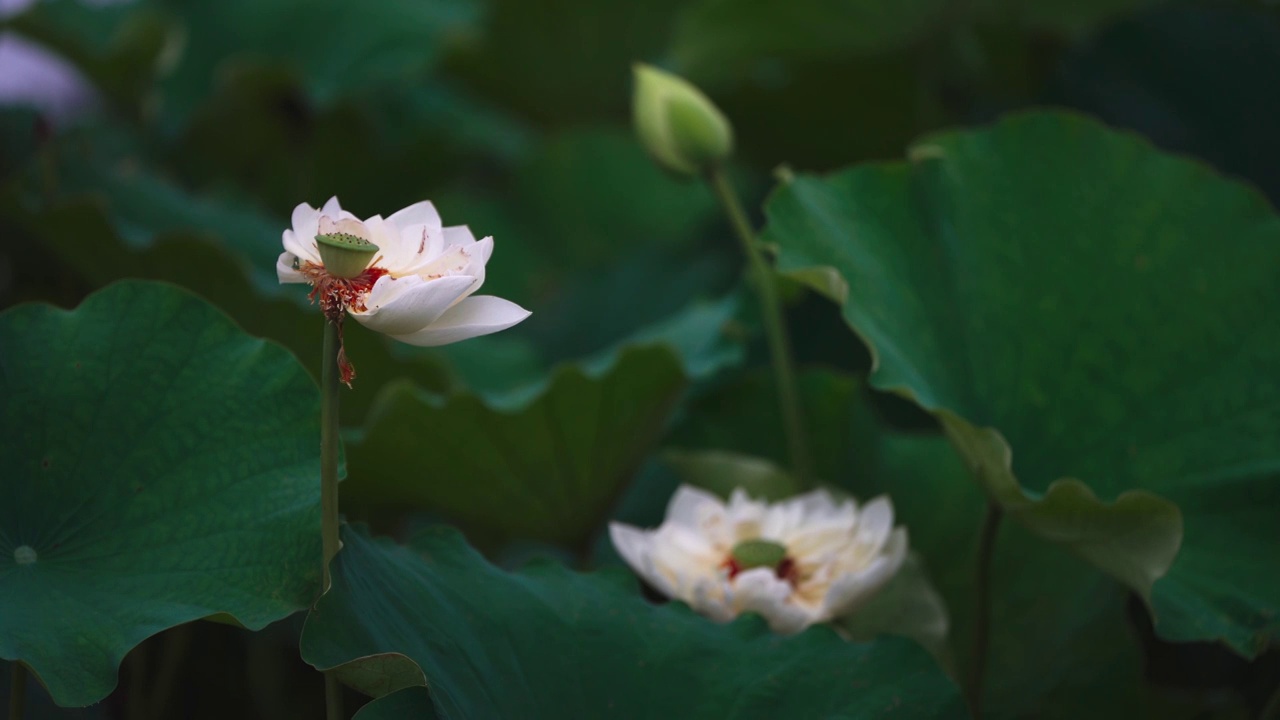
277;196;530;347
609;485;908;634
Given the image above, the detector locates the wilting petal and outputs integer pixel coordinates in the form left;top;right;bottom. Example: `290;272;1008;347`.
355;275;478;335
388;295;530;347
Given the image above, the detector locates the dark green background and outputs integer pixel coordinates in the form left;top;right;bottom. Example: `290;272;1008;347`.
2;0;1278;717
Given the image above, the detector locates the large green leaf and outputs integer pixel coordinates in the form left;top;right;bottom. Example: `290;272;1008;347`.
344;345;689;549
302;524;964;718
763;110;1280;655
0;281;321;706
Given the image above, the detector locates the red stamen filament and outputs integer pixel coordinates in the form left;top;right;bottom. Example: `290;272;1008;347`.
299;261;389;387
721;556;799;585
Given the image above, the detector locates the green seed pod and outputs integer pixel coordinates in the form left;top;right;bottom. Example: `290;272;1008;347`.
632;63;734;177
316;232;378;279
730;538;788;571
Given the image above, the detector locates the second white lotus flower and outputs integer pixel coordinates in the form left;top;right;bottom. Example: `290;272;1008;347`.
609;485;908;634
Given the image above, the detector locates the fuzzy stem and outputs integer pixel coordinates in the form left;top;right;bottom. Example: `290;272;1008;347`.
706;165;811;484
320;317;344;720
967;500;1003;718
9;662;26;720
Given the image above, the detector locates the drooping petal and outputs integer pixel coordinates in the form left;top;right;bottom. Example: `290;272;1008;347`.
276;251;307;284
353;275;478;335
387;295;531;347
386;199;442;231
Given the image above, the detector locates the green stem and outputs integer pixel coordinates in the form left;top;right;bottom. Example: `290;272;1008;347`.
9;662;26;720
706;165;811;484
320;317;344;720
967;500;1003;719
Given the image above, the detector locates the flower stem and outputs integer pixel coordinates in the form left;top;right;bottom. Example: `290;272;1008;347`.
9;662;26;720
706;165;811;485
320;317;344;720
967;500;1003;719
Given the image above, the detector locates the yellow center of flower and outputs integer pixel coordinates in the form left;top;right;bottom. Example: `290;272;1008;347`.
316;232;379;279
730;539;788;571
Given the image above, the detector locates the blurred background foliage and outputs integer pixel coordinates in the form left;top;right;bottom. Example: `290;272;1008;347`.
2;0;1279;717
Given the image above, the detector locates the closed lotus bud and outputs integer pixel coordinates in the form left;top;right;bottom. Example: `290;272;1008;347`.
632;63;734;177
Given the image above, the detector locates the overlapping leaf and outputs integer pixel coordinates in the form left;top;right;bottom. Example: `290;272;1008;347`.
763;110;1280;655
0;281;321;706
344;345;689;549
302;524;964;719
